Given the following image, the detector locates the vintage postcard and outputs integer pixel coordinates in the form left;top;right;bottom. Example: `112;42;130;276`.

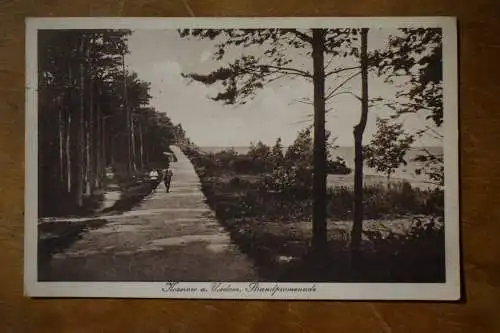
25;17;460;300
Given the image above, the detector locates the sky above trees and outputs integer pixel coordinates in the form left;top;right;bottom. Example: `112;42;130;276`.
126;29;442;148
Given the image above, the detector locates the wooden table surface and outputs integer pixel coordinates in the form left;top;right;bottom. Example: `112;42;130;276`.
1;1;499;332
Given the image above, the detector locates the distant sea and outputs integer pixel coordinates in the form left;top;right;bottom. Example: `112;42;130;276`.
198;146;443;189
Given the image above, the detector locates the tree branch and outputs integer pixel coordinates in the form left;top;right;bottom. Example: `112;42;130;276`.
373;99;440;115
424;126;443;139
325;66;360;78
419;146;444;161
325;71;361;101
266;72;290;84
327;91;362;102
284;29;313;44
324;55;336;70
257;64;312;78
417;126;444;140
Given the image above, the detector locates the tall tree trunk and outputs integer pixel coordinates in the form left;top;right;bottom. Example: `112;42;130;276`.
58;100;64;182
87;37;96;194
131;117;137;173
82;55;89;197
69;47;82;206
76;34;86;207
122;53;132;176
350;28;370;267
143;127;148;168
102;114;107;170
66;107;71;193
96;98;102;189
139;121;144;170
311;29;328;255
64;56;72;194
86;76;93;196
60;100;69;195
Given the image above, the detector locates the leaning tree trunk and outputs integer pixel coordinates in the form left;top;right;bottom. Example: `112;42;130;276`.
311;28;328;255
350;28;369;268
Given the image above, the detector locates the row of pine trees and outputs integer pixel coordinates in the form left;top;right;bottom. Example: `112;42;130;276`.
38;30;185;217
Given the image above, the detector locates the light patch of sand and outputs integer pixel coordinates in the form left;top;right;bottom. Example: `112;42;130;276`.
151;234;230;247
277;255;295;263
172;217;212;223
93;224;143;234
206;243;230;253
101;190;121;210
53;249;101;259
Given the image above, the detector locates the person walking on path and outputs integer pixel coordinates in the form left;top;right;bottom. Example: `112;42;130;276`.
164;167;173;193
149;169;160;192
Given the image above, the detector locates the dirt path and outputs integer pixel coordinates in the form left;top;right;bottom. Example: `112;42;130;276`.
39;145;258;282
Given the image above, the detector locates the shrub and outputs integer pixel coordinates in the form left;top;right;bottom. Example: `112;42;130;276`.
327;157;352;175
423;187;445;216
262;165;312;197
363;215;445;282
231;155;257;174
327;182;444;220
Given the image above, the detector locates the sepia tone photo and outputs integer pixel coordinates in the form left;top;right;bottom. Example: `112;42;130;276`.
25;17;459;300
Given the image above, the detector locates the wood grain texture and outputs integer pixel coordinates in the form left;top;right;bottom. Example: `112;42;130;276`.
1;1;500;332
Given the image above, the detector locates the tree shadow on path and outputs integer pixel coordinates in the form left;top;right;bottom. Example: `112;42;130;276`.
38;219;108;267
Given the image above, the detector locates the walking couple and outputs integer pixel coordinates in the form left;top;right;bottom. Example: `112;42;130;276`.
149;167;173;193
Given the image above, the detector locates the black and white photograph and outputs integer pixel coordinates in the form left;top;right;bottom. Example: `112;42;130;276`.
25;17;459;300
